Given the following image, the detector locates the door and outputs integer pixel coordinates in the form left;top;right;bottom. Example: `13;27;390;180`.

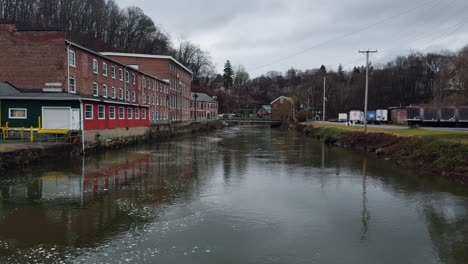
71;109;81;130
42;107;71;130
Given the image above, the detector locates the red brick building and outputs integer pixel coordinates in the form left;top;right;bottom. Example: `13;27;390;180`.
191;92;218;120
270;96;295;121
101;52;192;122
0;24;169;143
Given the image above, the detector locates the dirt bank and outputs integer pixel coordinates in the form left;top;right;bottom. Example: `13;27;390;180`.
296;124;468;185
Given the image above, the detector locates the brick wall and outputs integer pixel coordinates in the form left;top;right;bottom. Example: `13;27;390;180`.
271;99;294;121
0;27;67;89
106;55;192;121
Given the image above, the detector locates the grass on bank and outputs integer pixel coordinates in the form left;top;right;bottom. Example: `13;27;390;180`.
303;122;468;167
303;122;468;145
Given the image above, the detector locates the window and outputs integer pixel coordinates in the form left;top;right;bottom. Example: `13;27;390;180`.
132;91;136;102
98;105;105;120
103;84;108;98
92;59;98;74
125;71;129;83
102;63;108;76
127;107;133;119
132;73;136;84
93;82;99;96
111;66;116;79
148;95;151;105
153;81;156;90
9;108;27;119
119;88;123;100
69;77;76;93
142;109;146;119
111;86;116;99
118;107;125;119
119;68;123;81
156;96;159;106
125;90;130;101
69;50;76;67
109;106;116;120
135;108;140;119
142;77;146;88
85;104;93;119
153;96;156;106
142;93;146;104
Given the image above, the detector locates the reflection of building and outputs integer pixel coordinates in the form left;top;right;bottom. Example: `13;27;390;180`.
190;92;218;119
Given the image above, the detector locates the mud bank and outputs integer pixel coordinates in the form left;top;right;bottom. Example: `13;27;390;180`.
296;124;468;185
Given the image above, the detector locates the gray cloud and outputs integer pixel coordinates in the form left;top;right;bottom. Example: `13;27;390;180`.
116;0;468;76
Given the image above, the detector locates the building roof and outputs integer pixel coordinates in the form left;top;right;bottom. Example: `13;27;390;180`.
260;105;271;113
191;92;217;103
270;96;293;105
100;52;193;75
0;81;21;96
66;41;169;84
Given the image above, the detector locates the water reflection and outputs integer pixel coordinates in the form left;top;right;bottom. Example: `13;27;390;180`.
0;127;467;263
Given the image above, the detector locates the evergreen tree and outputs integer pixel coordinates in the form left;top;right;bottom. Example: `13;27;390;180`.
223;60;234;89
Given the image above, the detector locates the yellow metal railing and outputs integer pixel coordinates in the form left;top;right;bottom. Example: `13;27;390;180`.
0;115;72;143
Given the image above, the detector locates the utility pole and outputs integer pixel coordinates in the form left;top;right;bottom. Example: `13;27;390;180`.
358;49;378;133
323;77;326;121
307;88;311;121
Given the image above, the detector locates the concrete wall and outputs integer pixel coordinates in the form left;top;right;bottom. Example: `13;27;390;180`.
83;126;149;144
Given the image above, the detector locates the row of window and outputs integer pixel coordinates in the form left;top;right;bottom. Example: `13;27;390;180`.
84;105;147;121
169;62;191;80
191;102;218;109
69;49;169;93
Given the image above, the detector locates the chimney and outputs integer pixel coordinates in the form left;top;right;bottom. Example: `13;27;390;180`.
0;24;16;32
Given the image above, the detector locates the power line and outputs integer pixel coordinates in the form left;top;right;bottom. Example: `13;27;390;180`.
249;0;441;72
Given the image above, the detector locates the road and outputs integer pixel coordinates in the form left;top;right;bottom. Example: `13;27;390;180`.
312;121;468;132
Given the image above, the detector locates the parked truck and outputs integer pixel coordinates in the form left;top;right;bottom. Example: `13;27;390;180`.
367;111;377;123
376;109;388;123
349;110;364;124
338;113;348;122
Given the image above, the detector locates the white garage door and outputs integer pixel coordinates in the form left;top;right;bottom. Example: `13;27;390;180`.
42;107;71;130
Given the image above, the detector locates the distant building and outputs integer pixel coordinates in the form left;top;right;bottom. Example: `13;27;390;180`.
101;52;193;122
191;92;218;119
270;96;294;121
256;105;271;119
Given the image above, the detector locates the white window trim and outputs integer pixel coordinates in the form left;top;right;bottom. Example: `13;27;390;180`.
103;84;108;98
85;104;93;120
69;77;76;94
93;59;98;74
111;86;116;99
132;73;136;84
132;91;136;102
109;106;116;120
127;107;133;119
126;71;130;83
8;108;27;119
118;107;125;120
98;105;106;120
103;63;108;77
69;50;76;68
142;109;147;119
93;82;99;97
135;108;140;119
111;65;116;79
119;68;123;81
119;88;124;100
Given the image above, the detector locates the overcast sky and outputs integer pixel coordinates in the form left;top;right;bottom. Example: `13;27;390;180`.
115;0;468;76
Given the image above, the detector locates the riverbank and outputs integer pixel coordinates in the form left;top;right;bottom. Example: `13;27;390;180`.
296;122;468;185
0;120;228;175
